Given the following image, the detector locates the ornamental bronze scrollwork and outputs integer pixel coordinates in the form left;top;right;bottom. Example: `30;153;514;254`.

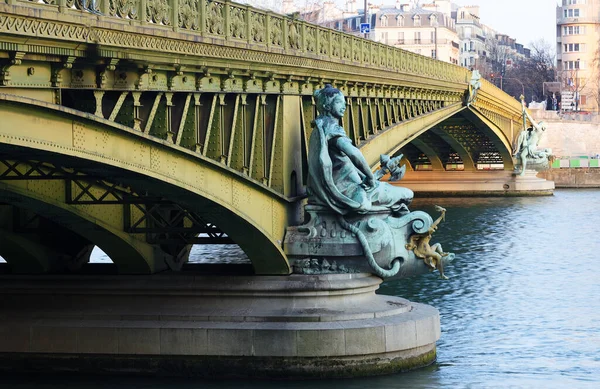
178;0;199;30
230;6;246;39
147;0;171;25
249;12;266;43
205;0;224;35
109;0;138;19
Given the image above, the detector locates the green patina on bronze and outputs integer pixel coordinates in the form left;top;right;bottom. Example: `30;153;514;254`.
285;86;455;280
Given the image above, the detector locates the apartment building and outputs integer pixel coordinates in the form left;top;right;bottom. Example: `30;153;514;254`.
318;1;460;64
454;6;486;68
556;0;600;111
370;1;460;64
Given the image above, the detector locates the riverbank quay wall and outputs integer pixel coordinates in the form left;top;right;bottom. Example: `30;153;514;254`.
532;111;600;187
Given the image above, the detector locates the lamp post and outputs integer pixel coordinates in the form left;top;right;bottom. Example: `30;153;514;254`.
364;0;368;39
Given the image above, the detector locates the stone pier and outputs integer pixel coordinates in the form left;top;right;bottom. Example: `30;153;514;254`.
397;170;555;196
0;273;440;378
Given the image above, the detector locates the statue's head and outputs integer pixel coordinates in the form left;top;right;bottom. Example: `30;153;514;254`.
314;84;346;118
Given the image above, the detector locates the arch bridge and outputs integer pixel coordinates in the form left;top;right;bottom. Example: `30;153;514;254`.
0;0;535;276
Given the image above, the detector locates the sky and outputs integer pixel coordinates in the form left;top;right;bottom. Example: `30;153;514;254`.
430;0;559;47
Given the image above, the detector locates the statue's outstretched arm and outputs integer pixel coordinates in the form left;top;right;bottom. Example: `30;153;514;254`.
521;98;542;132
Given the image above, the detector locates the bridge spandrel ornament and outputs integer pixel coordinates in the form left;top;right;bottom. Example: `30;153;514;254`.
284;85;455;280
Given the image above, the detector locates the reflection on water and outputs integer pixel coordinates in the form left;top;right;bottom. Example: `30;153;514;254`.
4;189;600;388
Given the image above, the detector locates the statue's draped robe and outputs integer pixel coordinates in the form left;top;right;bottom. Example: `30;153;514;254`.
307;117;413;215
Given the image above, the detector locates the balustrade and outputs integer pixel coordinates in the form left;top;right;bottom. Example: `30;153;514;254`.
4;0;468;84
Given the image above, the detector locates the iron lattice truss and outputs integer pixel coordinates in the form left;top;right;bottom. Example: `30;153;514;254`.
440;124;504;165
416;131;461;166
0;159;232;246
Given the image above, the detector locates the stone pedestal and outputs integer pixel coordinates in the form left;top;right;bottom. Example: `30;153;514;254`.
398;170;554;196
0;273;440;378
284;205;448;280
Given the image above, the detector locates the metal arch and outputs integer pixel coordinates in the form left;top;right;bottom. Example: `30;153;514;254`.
408;139;445;171
0;181;164;274
0;95;291;275
463;107;515;170
429;127;477;171
0;158;235;244
0;205;94;274
360;102;466;169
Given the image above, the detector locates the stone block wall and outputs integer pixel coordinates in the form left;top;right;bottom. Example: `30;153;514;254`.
532;114;600;158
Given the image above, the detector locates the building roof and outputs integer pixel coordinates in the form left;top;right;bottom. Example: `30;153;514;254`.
375;7;445;17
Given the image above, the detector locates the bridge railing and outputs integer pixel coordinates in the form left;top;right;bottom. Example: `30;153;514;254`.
478;78;523;113
5;0;469;85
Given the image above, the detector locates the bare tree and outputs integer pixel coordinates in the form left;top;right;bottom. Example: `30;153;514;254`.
486;39;555;104
589;46;600;112
484;36;511;79
515;39;556;102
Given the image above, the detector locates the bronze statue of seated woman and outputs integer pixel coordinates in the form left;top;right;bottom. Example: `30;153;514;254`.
307;84;414;215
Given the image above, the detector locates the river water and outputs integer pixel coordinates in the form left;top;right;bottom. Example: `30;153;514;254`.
3;189;600;388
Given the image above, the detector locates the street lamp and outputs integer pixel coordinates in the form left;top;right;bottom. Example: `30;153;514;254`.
363;0;369;39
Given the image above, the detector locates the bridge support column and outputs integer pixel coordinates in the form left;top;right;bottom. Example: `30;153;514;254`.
0;273;440;378
397;170;554;196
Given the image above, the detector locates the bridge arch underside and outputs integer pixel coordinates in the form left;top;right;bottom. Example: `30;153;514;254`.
0;104;291;276
397;110;514;172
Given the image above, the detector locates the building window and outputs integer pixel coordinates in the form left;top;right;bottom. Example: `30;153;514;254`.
430;31;435;43
413;15;421;27
564;8;581;17
398;31;404;44
564;60;585;70
563;0;585;4
431;49;437;59
397;15;404;27
564;25;585;35
429;15;437;26
564;43;584;52
415;31;421;44
380;15;388;27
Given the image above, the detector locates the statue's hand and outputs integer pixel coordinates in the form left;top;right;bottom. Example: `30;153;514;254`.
361;176;378;192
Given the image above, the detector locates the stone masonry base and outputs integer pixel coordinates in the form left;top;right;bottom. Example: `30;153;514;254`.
0;273;440;378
